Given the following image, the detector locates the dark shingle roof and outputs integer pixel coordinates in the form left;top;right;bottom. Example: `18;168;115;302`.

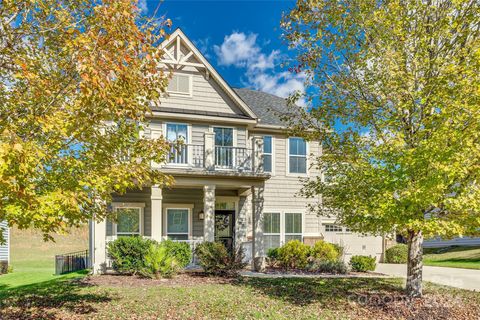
234;88;290;126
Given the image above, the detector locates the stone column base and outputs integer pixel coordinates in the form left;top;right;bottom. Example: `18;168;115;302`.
253;256;266;272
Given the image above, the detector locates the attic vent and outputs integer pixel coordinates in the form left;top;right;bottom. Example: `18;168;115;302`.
168;74;191;95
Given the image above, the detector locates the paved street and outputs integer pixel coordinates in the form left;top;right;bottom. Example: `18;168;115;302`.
376;263;480;291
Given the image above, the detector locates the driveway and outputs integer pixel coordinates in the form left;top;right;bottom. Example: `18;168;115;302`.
376;263;480;291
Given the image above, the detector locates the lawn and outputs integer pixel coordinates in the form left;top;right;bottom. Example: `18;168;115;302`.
1;273;479;320
2;229;480;319
423;246;480;270
0;226;88;292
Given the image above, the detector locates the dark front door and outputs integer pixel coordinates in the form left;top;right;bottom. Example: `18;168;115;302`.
214;210;234;252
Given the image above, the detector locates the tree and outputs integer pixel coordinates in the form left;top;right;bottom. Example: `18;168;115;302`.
0;0;173;242
282;0;480;297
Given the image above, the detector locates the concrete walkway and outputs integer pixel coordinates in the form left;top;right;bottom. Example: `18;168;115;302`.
376;263;480;291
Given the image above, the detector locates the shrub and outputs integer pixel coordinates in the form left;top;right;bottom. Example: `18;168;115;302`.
160;240;192;268
309;240;340;262
385;244;408;264
277;240;310;270
266;247;280;267
0;261;8;274
107;236;155;274
349;255;376;272
308;259;348;274
142;243;180;279
195;242;247;277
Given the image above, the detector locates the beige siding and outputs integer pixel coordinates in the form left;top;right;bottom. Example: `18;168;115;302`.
162;188;204;238
160;68;246;116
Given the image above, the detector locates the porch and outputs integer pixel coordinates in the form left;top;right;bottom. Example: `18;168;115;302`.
93;178;267;274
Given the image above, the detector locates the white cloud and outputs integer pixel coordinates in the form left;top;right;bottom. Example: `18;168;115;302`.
214;32;306;106
138;0;148;13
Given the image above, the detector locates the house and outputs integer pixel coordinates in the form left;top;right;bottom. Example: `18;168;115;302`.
90;29;383;274
0;221;9;274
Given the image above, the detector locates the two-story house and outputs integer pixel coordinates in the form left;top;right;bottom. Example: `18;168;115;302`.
90;29;383;274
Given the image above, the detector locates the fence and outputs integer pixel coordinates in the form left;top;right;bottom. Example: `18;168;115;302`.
55;250;91;275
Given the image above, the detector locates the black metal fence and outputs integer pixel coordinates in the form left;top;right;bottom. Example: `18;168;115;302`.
55;250;91;275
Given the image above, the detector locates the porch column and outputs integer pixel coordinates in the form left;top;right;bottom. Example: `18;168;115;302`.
252;185;265;271
204;131;215;171
252;135;264;174
235;194;250;246
93;217;106;274
203;184;215;241
151;186;163;241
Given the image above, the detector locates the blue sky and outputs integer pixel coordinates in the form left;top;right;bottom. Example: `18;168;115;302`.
140;0;305;103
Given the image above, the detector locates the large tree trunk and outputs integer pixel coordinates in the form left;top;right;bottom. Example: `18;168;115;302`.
406;230;423;298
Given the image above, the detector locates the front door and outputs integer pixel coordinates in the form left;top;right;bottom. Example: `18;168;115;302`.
214;210;234;252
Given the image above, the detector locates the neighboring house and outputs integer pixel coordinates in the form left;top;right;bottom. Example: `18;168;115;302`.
0;221;9;274
90;29;383;274
424;237;480;248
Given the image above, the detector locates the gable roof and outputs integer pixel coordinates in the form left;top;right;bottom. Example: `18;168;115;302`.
234;88;290;127
159;29;258;120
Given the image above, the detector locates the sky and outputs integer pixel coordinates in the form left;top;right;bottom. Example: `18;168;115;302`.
140;0;305;103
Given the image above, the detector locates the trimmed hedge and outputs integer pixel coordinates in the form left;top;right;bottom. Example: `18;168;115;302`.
309;240;340;262
107;236;155;275
349;255;376;272
385;244;408;264
277;240;310;270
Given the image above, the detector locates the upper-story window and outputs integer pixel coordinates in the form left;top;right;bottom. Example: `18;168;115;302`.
214;127;234;168
288;137;307;174
167;74;191;95
166;123;188;164
263;136;273;173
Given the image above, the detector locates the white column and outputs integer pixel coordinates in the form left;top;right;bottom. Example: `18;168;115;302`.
93;217;106;274
204;131;215;170
252;184;265;271
151;186;163;241
203;184;215;241
252;135;264;174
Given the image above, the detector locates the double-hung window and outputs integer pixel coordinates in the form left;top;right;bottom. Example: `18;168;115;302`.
214;127;234;168
263;212;280;251
263;136;273;173
166;208;190;240
288;137;307;174
285;212;302;242
115;205;143;237
166;123;188;164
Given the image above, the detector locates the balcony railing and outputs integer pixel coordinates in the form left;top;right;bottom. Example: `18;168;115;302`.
215;146;252;171
167;143;204;168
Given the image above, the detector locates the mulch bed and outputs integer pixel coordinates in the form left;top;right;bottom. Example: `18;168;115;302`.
83;272;236;288
262;266;386;277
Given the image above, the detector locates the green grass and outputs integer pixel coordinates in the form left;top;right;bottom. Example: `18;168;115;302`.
423;246;480;270
0;226;89;293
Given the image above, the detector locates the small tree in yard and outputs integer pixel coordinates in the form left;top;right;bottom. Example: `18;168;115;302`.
0;1;173;241
282;0;480;297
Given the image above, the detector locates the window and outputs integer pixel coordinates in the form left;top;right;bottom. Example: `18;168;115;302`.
166;208;189;240
263;136;273;173
285;213;302;242
263;212;280;251
214;127;234;167
289;137;307;174
324;224;342;232
166;123;188;164
115;207;142;236
167;74;191;95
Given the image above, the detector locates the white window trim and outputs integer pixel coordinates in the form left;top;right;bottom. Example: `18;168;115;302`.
286;137;309;177
263;135;275;175
284;212;304;243
163;203;194;240
263;209;305;247
167;73;193;97
263;212;281;249
112;202;145;237
211;126;238;170
163;122;193;167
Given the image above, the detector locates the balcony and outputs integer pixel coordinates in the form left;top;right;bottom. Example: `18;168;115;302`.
157;133;267;178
